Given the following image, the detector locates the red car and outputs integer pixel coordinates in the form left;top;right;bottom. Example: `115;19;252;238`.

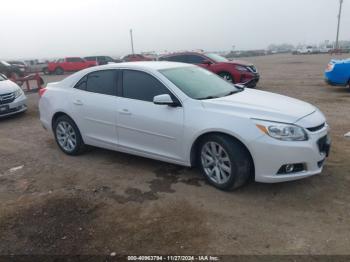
47;57;97;75
122;54;153;62
159;52;259;88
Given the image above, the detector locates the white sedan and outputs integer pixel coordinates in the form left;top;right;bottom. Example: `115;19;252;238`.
0;74;27;118
39;62;331;190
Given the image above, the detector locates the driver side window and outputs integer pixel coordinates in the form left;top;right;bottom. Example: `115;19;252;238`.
122;70;172;102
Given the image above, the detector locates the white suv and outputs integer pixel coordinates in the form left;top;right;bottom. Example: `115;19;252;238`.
0;74;27;118
39;62;330;190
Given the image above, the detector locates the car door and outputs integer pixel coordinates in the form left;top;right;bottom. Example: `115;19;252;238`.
65;58;76;71
117;69;185;162
70;70;119;150
74;57;86;70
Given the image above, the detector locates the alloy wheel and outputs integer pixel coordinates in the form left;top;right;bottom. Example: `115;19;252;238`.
56;121;77;152
201;142;232;185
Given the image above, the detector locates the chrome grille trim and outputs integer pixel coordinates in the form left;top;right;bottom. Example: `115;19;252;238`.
0;92;15;105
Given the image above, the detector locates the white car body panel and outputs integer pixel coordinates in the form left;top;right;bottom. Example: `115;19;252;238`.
39;62;329;183
0;79;27;118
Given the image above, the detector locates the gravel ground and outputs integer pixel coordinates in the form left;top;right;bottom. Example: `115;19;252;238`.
0;54;349;256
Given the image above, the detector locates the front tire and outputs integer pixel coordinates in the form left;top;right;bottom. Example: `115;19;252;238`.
198;134;253;190
218;72;234;83
53;115;85;155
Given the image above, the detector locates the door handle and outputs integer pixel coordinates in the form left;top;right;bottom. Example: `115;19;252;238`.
73;99;83;106
119;109;132;115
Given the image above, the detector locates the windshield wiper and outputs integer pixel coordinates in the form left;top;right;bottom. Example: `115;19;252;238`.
223;89;244;97
197;95;220;100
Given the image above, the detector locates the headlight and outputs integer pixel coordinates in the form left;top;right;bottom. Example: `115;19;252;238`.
14;88;23;99
254;120;308;141
235;65;249;72
325;63;334;72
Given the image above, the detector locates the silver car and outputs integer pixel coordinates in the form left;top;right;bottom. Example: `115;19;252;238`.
0;74;27;118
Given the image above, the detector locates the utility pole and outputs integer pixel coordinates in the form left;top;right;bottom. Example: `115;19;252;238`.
130;29;135;54
335;0;344;50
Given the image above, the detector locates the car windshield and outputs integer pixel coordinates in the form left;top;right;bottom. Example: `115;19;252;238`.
0;74;6;81
160;66;241;100
204;53;229;63
1;61;11;66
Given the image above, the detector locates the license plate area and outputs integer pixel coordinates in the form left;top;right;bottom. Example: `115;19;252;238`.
0;105;9;113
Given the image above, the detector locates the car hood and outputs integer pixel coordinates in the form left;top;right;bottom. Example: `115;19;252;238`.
329;58;350;65
201;89;316;124
0;80;20;94
226;60;253;66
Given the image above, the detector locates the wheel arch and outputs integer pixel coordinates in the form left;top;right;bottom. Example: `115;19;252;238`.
52;111;76;130
217;71;235;83
189;131;255;177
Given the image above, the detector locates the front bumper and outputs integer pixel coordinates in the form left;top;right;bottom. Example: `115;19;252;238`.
324;78;348;87
250;125;330;183
0;94;27;118
242;74;260;88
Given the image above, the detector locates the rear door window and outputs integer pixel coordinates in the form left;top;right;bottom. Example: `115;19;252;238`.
83;70;117;96
186;55;206;64
166;55;188;63
67;57;84;63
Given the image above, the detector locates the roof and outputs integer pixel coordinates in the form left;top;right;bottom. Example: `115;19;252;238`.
58;61;193;87
96;61;193;70
159;51;204;57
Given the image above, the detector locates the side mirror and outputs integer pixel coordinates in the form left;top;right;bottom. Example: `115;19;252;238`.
202;60;212;65
153;94;180;107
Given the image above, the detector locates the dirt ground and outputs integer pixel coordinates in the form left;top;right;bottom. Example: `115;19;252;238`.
0;54;349;256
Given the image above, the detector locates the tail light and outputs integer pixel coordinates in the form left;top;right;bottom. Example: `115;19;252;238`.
39;88;47;97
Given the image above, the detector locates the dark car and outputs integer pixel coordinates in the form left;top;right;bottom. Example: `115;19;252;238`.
159;52;259;88
7;61;28;74
0;61;25;78
84;56;121;65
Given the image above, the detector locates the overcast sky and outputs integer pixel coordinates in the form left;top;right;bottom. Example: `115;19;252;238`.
1;0;349;59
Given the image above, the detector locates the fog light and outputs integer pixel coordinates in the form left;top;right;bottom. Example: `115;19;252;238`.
277;163;305;175
285;164;294;173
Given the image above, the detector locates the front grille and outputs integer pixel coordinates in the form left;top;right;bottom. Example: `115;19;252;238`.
307;123;325;132
0;92;15;105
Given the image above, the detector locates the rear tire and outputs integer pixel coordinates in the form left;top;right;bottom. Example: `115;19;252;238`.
43;67;50;75
198;134;253;190
53;115;86;155
54;67;64;75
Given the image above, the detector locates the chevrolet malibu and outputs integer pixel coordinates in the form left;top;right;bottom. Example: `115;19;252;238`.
39;62;331;190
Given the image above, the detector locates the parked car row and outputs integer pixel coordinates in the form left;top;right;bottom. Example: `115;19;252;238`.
4;51;259;87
